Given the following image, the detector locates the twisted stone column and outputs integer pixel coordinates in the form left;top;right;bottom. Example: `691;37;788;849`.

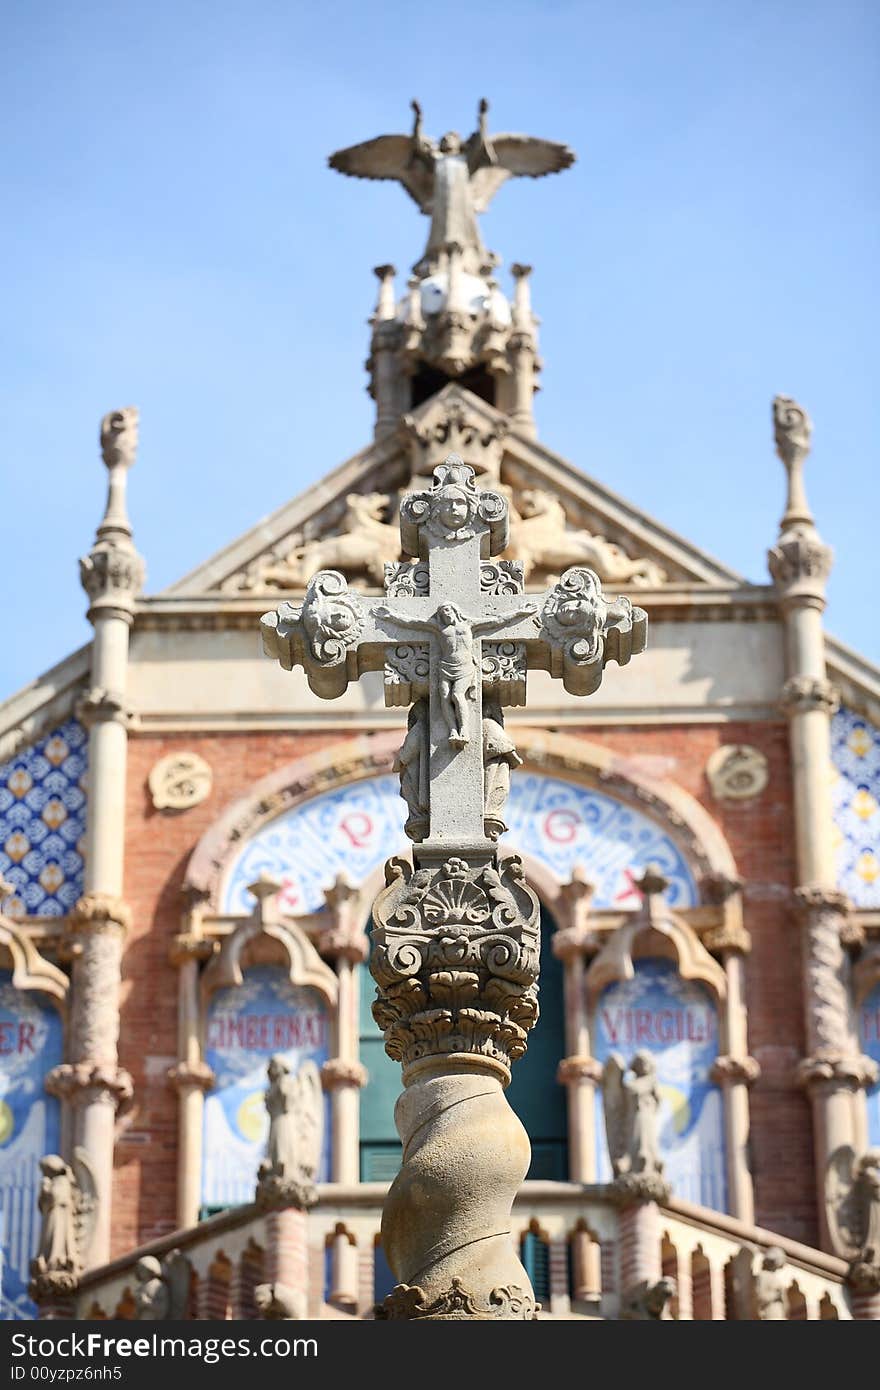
371;853;541;1320
768;396;876;1247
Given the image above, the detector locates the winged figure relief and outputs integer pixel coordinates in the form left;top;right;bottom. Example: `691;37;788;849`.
825;1145;880;1266
329;99;575;273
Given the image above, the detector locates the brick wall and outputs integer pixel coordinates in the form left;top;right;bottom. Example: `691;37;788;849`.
114;717;814;1253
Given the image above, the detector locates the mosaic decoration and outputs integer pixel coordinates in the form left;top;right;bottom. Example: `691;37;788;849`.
202;966;330;1210
0;973;63;1320
592;959;727;1212
0;720;87;918
861;982;880;1148
831;706;880;909
222;773;697;914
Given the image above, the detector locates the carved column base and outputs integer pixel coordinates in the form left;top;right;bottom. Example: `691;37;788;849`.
370;850;541;1320
376;1063;537;1320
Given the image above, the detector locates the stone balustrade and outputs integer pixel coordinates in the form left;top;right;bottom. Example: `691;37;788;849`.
70;1182;853;1321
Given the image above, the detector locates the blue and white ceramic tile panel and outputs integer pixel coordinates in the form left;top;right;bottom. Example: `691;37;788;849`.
222;772;697;914
830;706;880;909
0;720;88;918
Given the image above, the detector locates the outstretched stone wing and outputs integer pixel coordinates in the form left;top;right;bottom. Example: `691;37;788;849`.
825;1145;864;1259
601;1053;630;1175
296;1059;325;1182
470;134;576;212
72;1146;99;1267
328;135;434;211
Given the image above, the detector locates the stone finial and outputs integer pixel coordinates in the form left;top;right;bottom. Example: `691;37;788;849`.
635;865;669;903
767;394;833;600
373;264;397;322
80;407;145;616
773;395;813;524
511;264;533;329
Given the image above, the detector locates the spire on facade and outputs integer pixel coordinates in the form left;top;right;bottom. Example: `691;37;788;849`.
331;101;575;440
767;395;832;604
79;408;146;619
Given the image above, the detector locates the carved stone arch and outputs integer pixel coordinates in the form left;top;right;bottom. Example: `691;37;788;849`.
200;911;337;1014
182;728;738;911
585;899;727;1007
0;913;68;1014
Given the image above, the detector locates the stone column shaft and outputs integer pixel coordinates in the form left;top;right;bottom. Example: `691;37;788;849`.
768;395;873;1248
62;407;143;1266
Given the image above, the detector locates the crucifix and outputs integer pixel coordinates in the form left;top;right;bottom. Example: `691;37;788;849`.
261;454;647;1320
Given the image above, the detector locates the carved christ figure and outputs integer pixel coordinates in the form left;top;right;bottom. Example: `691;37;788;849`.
329;99;575;273
378;601;535;747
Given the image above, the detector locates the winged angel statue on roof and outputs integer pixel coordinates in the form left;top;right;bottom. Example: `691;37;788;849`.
329;99;575;275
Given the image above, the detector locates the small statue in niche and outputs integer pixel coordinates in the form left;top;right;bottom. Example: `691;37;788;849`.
29;1149;98;1299
133;1251;191;1320
482;697;522;839
393;697;429;841
256;1056;324;1209
602;1051;664;1180
377;601;535;747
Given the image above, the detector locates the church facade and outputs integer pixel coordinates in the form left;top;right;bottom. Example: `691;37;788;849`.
1;103;879;1321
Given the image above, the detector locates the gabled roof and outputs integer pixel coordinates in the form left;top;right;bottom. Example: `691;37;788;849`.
164;385;743;597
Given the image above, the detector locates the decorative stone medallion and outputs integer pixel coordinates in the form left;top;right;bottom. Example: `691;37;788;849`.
148;752;213;811
706;745;769;802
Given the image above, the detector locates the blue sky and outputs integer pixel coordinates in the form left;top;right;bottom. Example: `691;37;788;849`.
2;0;877;700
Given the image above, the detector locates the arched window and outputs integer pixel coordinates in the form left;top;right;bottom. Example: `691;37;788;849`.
592;957;727;1210
0;972;63;1320
201;966;331;1212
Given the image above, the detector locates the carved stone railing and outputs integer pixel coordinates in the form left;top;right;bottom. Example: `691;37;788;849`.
71;1182;853;1321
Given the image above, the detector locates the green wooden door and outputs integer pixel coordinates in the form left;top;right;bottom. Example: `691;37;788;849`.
506;906;569;1179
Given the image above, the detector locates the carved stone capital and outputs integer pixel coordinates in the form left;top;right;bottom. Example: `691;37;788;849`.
780;676;839;717
168;933;219;967
321;1058;369;1090
794;884;850;916
167;1060;215;1093
75;687;133;729
317;923;369;965
369;853;541;1084
556;1055;603;1085
375;1277;538;1321
45;1062;134;1111
68;893;132;937
768;532;832;599
798;1052;879;1092
254;1172;318;1213
29;1265;80;1304
606;1172;672;1207
79;544;145;617
702;923;752;956
710;1054;761;1087
551;924;600;962
700;871;744;906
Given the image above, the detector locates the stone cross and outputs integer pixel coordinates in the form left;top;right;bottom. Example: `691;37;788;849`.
261;454;647;1321
262;455;645;855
